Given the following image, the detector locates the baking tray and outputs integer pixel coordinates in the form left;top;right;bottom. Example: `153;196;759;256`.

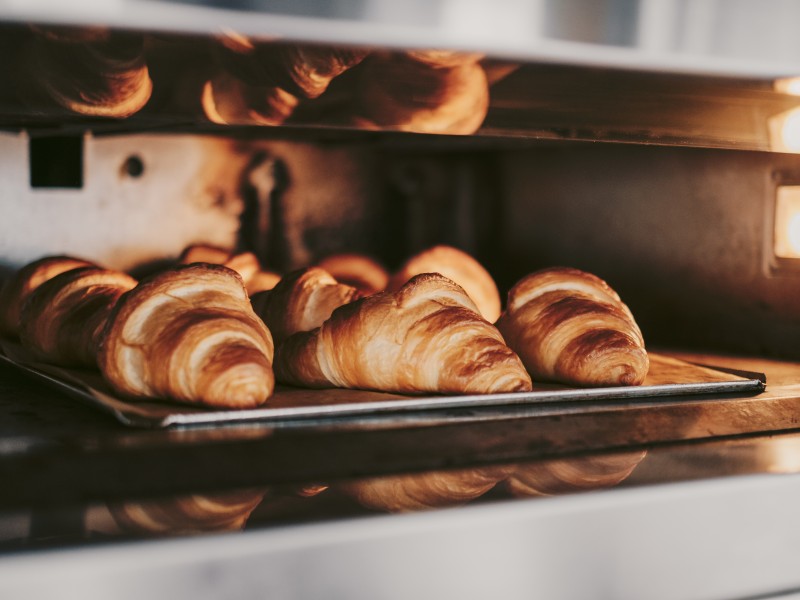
0;340;766;429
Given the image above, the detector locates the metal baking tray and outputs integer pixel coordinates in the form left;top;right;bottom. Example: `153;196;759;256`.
0;340;766;429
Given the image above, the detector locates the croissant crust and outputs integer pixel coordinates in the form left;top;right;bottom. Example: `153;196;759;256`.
19;266;136;367
275;273;531;395
99;264;275;408
497;267;649;387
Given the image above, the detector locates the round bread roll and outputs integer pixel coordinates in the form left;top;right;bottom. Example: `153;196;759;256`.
389;245;501;322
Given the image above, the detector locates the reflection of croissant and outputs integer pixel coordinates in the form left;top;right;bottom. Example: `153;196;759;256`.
19;266;136;367
316;254;389;296
389;245;501;323
99;264;275;408
506;451;647;497
109;490;265;535
24;26;152;117
275;273;531;394
179;244;280;295
496;267;649;386
251;268;360;344
341;466;510;512
0;255;93;337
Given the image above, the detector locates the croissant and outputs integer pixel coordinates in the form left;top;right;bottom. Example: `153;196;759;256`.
506;451;647;497
179;244;280;294
389;245;501;322
274;273;531;395
201;71;299;126
251;267;360;344
23;26;152;117
316;253;389;295
340;465;511;513
0;255;93;337
99;264;275;408
356;52;489;135
496;267;649;387
19;266;137;367
108;490;265;535
216;37;369;99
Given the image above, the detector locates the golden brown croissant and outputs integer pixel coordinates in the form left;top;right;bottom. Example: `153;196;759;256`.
274;273;531;394
217;37;369;99
506;451;647;497
251;267;361;345
19;266;137;367
23;26;152;117
316;253;389;295
108;490;265;535
496;267;649;386
201;71;299;126
99;264;275;409
0;255;93;337
340;465;511;513
179;244;280;295
389;245;501;323
356;52;489;134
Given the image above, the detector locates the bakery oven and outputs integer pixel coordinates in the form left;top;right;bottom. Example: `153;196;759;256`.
5;2;800;599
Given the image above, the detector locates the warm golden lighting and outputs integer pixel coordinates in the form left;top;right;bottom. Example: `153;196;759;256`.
773;186;800;259
768;107;800;152
775;77;800;96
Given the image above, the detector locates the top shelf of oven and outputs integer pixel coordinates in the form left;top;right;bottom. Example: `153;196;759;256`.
4;1;800;153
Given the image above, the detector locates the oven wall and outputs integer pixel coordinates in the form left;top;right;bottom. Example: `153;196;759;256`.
496;143;800;358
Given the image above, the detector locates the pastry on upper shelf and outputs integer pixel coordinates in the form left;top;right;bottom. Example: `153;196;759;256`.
496;267;649;387
22;26;152;118
201;71;300;126
389;245;501;323
216;36;369;99
179;244;280;295
355;51;489;134
0;255;93;337
251;267;361;345
316;253;389;296
99;264;275;409
274;273;531;395
19;266;137;367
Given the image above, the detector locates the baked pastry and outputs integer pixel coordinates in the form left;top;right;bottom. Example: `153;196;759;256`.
23;26;152;117
506;451;647;497
19;266;137;367
217;36;369;99
179;244;280;295
108;490;265;535
340;465;511;513
0;255;93;337
251;267;360;344
389;245;501;322
201;71;299;126
317;253;389;295
99;264;275;409
496;267;649;386
356;52;489;134
275;273;531;394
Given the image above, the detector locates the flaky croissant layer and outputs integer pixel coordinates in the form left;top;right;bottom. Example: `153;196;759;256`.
99;264;275;408
275;273;532;395
497;267;649;387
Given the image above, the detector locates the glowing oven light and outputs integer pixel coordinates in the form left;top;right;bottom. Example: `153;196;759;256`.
773;185;800;259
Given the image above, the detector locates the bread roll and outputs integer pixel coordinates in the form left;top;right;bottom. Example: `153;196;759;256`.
389;245;501;322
